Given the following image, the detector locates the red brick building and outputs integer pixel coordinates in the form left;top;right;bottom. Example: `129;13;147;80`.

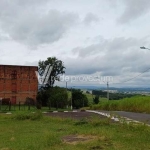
0;65;38;104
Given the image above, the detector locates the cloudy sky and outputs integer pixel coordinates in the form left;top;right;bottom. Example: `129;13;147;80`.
0;0;150;88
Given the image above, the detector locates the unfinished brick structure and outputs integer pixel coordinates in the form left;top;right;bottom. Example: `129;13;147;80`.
0;65;38;104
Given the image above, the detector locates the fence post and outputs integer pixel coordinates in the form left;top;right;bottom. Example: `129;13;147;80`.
0;98;2;111
19;101;20;110
9;101;11;111
28;101;30;110
14;103;15;111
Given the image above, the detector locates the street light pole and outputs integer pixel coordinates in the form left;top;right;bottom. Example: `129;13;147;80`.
140;46;150;91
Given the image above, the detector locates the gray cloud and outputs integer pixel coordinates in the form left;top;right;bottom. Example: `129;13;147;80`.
14;0;49;6
83;13;99;25
0;0;150;87
118;0;150;23
68;36;150;77
0;34;10;41
0;1;78;46
72;37;140;58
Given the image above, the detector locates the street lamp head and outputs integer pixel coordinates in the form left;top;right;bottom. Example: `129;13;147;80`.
140;46;146;49
140;46;150;50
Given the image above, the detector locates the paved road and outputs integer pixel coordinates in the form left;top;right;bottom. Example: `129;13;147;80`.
98;110;150;124
45;110;150;125
46;111;107;120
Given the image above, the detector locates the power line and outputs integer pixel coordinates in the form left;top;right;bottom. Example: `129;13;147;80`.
112;67;150;84
95;67;150;85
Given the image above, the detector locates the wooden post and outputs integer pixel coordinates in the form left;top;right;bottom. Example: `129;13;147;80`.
9;101;11;111
28;100;30;110
0;98;2;110
19;101;20;110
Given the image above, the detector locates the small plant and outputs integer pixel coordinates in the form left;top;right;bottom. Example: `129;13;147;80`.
89;117;111;126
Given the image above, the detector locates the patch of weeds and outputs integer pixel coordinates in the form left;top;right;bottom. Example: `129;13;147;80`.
74;118;88;126
88;117;111;127
71;129;79;134
12;110;43;120
56;128;66;132
44;133;61;147
127;122;149;131
30;111;43;120
90;145;104;150
74;117;111;127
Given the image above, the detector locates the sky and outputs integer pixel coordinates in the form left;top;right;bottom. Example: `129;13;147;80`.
0;0;150;88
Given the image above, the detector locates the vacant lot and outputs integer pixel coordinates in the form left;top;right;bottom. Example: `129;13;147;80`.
0;111;150;150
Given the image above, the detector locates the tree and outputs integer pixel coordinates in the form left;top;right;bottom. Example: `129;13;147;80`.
36;86;68;109
93;95;99;104
36;89;49;107
48;86;68;109
39;57;65;87
86;91;90;94
72;89;88;109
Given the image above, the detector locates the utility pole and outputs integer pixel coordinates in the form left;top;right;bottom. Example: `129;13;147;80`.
71;87;73;110
66;82;68;109
107;81;109;100
66;82;67;90
70;86;75;110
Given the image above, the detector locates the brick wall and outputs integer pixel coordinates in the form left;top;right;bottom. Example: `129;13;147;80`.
0;65;38;104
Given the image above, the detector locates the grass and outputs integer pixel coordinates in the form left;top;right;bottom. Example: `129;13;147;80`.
0;105;37;112
0;111;150;150
90;95;150;113
0;104;73;113
84;93;108;105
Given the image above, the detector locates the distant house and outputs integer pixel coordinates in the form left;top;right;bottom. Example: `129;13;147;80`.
0;65;38;104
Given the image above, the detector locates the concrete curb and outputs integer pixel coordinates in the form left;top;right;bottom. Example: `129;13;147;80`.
86;110;150;126
6;112;12;115
2;110;78;114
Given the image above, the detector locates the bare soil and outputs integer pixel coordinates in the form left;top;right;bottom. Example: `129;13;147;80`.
62;135;97;144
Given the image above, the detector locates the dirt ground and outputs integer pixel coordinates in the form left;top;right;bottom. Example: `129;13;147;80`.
62;135;97;145
46;111;107;120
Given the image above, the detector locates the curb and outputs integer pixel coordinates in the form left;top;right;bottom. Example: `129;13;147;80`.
2;110;79;114
86;110;150;126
